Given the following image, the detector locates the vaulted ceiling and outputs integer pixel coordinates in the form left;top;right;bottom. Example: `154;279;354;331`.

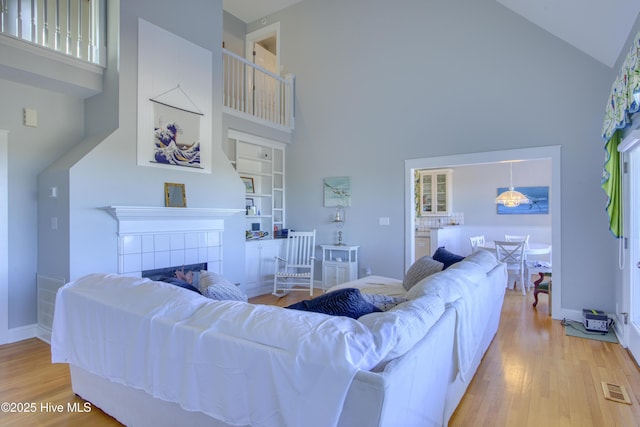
223;0;640;68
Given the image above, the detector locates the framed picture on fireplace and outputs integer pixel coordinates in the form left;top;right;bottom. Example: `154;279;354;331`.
165;182;186;208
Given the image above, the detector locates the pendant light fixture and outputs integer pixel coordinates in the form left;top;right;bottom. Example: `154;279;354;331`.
495;162;529;208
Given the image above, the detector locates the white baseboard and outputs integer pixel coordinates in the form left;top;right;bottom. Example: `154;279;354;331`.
4;323;37;344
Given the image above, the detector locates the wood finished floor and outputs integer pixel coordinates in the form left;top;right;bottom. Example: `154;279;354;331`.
0;289;639;426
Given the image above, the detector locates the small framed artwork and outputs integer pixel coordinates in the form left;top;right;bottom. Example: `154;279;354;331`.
324;176;351;207
245;198;254;208
165;182;186;208
241;176;255;193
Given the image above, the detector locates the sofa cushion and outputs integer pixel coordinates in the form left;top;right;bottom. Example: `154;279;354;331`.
460;249;498;272
406;270;462;303
402;256;444;291
433;246;465;269
199;271;248;302
359;294;445;364
286;288;381;319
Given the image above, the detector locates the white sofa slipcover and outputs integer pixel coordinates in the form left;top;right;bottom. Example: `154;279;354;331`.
51;249;506;427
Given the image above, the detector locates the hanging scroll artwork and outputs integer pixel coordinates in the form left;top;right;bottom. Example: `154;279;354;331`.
151;86;203;169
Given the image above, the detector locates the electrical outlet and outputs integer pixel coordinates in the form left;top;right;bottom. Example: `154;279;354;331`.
379;217;390;226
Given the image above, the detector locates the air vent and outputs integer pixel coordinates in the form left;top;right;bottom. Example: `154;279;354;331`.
601;381;632;405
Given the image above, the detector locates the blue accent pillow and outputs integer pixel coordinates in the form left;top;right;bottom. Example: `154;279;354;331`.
433;246;465;270
286;288;382;319
158;277;201;293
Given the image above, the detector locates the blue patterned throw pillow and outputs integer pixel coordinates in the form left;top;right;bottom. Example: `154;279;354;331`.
361;293;408;311
286;288;381;319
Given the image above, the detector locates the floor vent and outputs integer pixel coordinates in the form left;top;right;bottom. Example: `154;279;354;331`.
601;381;632;405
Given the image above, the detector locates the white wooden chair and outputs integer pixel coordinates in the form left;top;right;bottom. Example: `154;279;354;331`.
273;230;316;297
469;235;486;253
495;240;527;295
504;234;530;248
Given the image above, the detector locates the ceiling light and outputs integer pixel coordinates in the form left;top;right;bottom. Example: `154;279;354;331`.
496;162;529;208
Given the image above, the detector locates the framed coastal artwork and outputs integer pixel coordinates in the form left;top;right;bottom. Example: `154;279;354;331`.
152;98;202;168
324;176;351;207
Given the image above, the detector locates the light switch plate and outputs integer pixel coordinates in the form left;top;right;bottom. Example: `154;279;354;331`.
379;217;390;226
23;108;38;127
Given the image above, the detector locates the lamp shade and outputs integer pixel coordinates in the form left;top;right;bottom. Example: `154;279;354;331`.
496;162;529;207
496;188;529;207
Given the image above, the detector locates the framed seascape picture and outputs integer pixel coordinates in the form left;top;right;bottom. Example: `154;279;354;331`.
152;101;202;169
324;176;351;207
497;186;549;215
242;177;255;193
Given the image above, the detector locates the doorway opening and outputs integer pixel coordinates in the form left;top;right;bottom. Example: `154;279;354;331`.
246;22;280;75
245;23;280;120
404;146;562;318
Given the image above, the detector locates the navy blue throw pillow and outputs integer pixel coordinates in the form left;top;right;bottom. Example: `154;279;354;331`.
433;246;465;270
286;288;381;319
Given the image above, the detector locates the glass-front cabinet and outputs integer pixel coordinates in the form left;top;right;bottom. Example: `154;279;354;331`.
419;169;452;215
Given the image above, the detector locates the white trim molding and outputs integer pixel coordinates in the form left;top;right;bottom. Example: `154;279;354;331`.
0;130;8;344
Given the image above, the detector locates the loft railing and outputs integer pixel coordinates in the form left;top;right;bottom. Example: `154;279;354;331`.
0;0;105;66
223;48;295;131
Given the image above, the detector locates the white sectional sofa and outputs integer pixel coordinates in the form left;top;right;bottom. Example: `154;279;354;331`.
51;250;506;427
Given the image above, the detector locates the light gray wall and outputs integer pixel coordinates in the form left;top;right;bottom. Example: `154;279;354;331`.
251;0;618;312
0;79;84;329
450;160;551;227
223;11;247;56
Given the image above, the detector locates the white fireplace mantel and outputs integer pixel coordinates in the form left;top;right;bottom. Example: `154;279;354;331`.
103;206;244;235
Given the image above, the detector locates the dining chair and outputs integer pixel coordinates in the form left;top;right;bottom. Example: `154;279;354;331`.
469;235;486;253
273;230;316;297
495;240;527;295
504;234;530;248
528;248;552;314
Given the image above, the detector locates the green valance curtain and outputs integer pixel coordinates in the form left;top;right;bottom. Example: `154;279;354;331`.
601;31;640;238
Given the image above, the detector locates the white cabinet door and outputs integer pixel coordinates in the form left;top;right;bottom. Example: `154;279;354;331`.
260;240;281;285
323;262;354;288
245;243;262;290
415;236;431;259
245;240;284;296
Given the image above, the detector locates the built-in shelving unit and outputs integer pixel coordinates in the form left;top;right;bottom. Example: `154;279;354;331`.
224;130;287;296
224;130;286;240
